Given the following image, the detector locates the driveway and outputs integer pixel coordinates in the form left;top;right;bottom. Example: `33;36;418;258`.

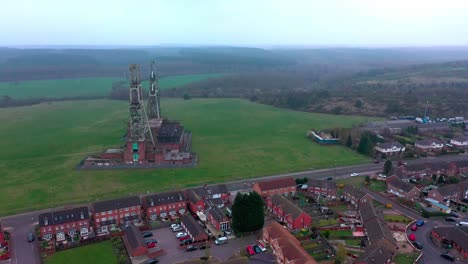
150;227;261;263
1;213;40;264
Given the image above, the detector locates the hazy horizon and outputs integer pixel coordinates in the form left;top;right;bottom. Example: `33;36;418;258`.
2;0;468;47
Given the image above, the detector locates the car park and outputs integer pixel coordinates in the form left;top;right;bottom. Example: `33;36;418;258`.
440;253;455;262
186;245;198;252
253;245;262;254
410;225;417;231
258;243;266;252
246;245;255;255
142;231;153;238
27;233;35;242
176;232;187;238
416;220;424;226
412;242;423;250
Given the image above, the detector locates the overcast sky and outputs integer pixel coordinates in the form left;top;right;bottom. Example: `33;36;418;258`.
1;0;468;47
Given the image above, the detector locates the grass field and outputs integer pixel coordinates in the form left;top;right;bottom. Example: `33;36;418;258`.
394;253;420;264
45;241;118;264
368;180;386;192
0;73;224;99
0;98;375;215
383;214;412;223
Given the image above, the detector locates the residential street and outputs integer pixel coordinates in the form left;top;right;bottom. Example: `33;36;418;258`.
0;154;467;263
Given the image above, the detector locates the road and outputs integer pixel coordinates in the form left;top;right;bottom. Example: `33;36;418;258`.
1;154;467;263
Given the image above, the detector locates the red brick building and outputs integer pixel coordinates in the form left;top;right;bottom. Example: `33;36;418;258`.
181;215;208;244
92;196;142;234
386;175;421;201
122;224;148;257
191;184;230;208
306;179;337;198
262;222;317;264
38;207;90;243
187;190;205;213
267;194;312;230
431;226;468;259
253;177;296;197
208;207;230;231
342;185;372;208
428;184;460;206
143;191;186;221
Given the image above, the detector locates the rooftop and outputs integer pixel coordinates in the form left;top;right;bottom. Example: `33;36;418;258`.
387;175;418;193
92;196;141;213
432;226;468;252
255;177;296;192
270;194;308;219
209;206;228;223
181;214;206;239
144;191;185;207
39;207;89;227
123;224;146;250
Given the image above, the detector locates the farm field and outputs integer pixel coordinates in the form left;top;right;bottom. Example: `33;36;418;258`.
45;241;118;264
0;73;224;99
0;98;375;215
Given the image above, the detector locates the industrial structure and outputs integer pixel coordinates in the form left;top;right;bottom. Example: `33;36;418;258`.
81;61;195;168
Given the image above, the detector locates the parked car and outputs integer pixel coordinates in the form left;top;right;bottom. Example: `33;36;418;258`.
253;245;262;254
326;177;333;180
186;245;198;252
408;234;416;241
258;243;267;252
145;238;158;244
142;231;153;238
350;173;359;177
172;226;183;232
179;235;191;241
176;232;187;238
440;253;455;262
170;224;180;229
450;212;460;218
412;242;423;250
416;220;424;226
199;244;210;250
378;173;387;178
445;217;457;222
27;233;35;242
145;259;159;264
147;242;156;249
246;245;255;256
224;229;232;236
180;238;193;245
410;225;417;231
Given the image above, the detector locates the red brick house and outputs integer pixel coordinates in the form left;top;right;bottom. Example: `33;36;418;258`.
267;194;312;230
431;226;468;259
208;207;230;231
428;184;460;206
122;224;148;257
191;184;230;208
38;207;90;243
262;222;318;264
143;191;186;221
181;215;208;244
386;175;421;201
342;185;372;208
306;179;337;198
253;177;296;197
187;190;205;213
459;180;468;201
92;196;142;234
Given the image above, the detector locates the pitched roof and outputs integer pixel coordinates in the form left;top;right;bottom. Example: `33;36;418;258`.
192;184;229;198
187;189;203;204
450;160;468;168
432;226;468;252
143;191;185;207
263;221;296;243
387;175;418;193
92;196;141;213
415;139;444;146
123;224;146;250
378;141;403;149
359;199;381;223
364;217;395;245
255;177;296;192
39;207;89;227
181;214;206;238
357;244;394;264
436;184;460;197
270;194;307;219
343;185;367;200
452;136;468;142
307;179;337;190
209;206;227;223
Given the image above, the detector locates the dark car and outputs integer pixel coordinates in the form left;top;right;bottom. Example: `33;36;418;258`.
145;259;159;264
253;245;262;254
186;245;198;251
445;217;457;222
142;231;153;238
440;253;455;262
326;177;333;180
199;244;210;250
450;212;460;218
412;242;423;250
27;233;35;242
416;220;424;226
145;238;158;244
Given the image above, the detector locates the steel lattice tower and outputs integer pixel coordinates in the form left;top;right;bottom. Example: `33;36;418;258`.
128;64;155;147
147;60;161;119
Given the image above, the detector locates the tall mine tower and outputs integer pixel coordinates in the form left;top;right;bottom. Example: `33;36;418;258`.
147;60;161;120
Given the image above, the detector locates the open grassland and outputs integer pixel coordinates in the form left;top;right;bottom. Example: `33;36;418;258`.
0;98;375;215
0;73;224;99
45;241;118;264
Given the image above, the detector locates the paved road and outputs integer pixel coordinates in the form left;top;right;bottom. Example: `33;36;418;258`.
1;154;467;263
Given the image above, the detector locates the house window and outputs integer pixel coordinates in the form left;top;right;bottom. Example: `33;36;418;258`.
131;212;136;216
48;227;51;231
101;217;106;222
101;226;108;232
43;234;53;240
125;208;129;211
80;227;89;237
107;210;112;214
68;229;76;236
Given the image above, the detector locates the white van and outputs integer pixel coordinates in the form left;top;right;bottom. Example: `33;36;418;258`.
215;236;228;245
457;221;468;227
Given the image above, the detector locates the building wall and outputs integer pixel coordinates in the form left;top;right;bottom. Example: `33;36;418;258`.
93;206;142;232
307;187;336;198
253;184;296;197
122;235;147;257
290;212;312;230
431;230;468;259
189;200;205;213
145;201;187;220
428;190;458;205
40;220;90;240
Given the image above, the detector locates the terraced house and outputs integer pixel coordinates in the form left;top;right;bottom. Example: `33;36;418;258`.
143;191;186;220
306;179;337;198
343;185;372;208
92;196;142;234
253;177;296;197
386;175;421;201
38;207;90;243
267;194;312;230
208;206;230;231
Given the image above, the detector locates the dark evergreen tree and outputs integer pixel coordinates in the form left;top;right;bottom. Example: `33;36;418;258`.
346;135;352;148
232;192;265;233
384;160;393;176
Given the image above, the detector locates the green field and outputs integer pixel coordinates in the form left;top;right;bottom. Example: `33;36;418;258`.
0;73;224;99
383;214;413;223
0;98;374;215
45;241;118;264
394;253;420;264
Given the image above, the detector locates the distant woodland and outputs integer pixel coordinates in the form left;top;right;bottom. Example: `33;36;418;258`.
2;46;468;117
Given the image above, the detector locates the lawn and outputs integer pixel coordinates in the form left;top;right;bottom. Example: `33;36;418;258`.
394;253;420;264
0;73;224;99
0;98;375;215
316;219;339;227
328;230;353;237
344;239;361;247
383;214;412;223
45;241;118;264
337;176;365;187
368;180;386;192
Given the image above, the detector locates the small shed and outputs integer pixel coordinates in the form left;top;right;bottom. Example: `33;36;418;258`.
122;225;148;257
